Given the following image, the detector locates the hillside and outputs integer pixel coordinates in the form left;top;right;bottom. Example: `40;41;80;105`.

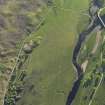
1;0;105;105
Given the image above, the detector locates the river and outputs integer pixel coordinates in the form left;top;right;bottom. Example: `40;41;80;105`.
66;0;105;105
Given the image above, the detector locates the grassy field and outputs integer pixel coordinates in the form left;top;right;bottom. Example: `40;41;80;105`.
16;0;89;105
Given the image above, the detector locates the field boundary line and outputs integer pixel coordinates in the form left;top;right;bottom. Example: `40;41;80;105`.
57;7;90;17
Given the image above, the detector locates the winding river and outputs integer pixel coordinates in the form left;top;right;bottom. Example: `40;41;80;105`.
66;0;104;105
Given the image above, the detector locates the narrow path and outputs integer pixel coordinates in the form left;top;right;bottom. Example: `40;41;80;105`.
88;73;103;105
98;7;105;27
91;30;102;54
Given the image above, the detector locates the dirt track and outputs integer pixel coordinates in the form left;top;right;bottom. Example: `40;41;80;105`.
91;30;102;54
81;30;102;72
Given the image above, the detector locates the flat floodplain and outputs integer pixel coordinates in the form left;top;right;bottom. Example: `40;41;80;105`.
16;0;89;105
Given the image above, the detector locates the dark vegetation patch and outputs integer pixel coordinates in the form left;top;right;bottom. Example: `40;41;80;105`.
0;0;52;105
0;0;51;63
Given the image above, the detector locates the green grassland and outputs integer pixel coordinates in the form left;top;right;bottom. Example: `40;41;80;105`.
15;0;89;105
